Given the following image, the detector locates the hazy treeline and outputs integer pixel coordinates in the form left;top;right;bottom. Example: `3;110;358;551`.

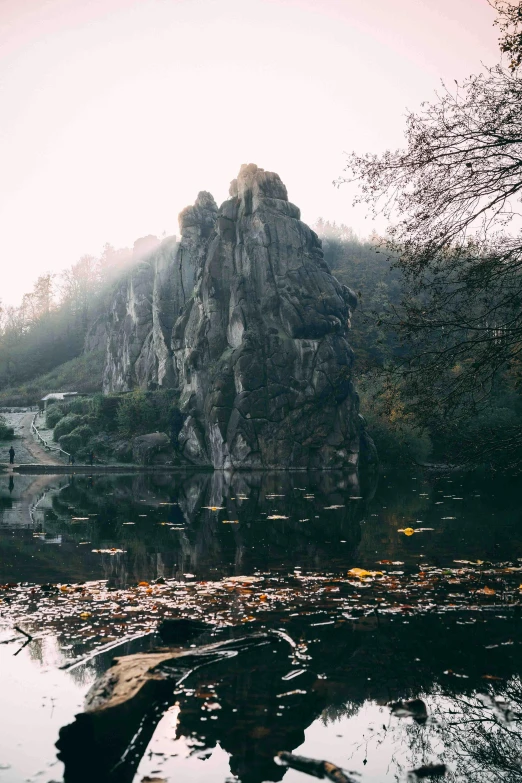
0;236;161;391
314;221;432;464
315;221;522;470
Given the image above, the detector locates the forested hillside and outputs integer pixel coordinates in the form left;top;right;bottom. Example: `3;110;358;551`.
0;236;161;402
315;221;522;470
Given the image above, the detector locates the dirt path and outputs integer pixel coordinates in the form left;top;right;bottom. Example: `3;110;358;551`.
0;410;62;467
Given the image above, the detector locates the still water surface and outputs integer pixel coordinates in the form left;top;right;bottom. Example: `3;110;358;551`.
0;469;521;783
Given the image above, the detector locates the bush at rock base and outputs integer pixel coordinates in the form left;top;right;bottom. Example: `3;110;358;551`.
53;413;84;442
58;432;83;455
69;424;94;444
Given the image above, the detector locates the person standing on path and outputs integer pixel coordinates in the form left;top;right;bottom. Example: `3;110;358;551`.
8;445;15;464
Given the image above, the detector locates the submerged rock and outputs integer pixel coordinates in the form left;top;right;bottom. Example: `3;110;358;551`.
102;164;373;470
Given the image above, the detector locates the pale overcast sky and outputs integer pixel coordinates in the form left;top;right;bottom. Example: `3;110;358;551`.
1;0;499;305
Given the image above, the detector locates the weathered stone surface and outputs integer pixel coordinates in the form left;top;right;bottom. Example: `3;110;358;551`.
84;316;109;353
132;432;172;465
103;194;217;394
102;164;372;469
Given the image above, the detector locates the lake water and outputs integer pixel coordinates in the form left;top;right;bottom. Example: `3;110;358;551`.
0;468;521;783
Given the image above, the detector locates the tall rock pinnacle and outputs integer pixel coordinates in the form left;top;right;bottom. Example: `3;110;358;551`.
103;164;371;470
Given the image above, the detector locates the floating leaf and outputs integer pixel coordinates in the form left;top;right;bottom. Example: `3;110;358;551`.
399;527;415;536
348;568;383;579
91;548;126;555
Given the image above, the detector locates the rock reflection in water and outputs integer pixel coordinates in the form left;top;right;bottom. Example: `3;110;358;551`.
4;470;368;586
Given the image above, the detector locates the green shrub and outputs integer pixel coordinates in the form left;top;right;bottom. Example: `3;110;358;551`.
58;432;82;455
61;397;91;416
53;413;84;442
46;405;65;429
359;372;432;466
116;391;157;436
365;415;432;465
89;394;123;432
116;389;181;438
0;415;14;440
69;424;93;444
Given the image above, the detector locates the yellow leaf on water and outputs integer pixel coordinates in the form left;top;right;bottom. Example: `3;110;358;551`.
347;568;383;579
399;527;415;536
79;612;92;619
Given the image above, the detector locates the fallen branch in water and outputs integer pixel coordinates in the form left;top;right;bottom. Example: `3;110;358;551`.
84;632;281;713
57;631;299;783
14;625;33;641
60;630;154;671
277;751;358;783
12;625;34;655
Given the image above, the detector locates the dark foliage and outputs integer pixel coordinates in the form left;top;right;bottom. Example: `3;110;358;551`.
337;17;522;470
492;0;522;71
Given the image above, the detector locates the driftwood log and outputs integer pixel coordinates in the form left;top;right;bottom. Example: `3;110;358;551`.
57;631;296;783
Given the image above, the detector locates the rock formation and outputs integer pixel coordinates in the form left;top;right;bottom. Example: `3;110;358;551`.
102;164;373;470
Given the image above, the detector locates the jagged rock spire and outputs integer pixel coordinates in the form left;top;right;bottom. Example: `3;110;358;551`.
102;164;372;470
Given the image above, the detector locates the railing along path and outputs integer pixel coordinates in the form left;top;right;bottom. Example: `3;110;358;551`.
31;412;70;462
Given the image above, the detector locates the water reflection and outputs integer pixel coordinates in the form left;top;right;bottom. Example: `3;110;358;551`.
0;470;372;585
0;469;521;783
1;469;521;586
54;610;522;783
